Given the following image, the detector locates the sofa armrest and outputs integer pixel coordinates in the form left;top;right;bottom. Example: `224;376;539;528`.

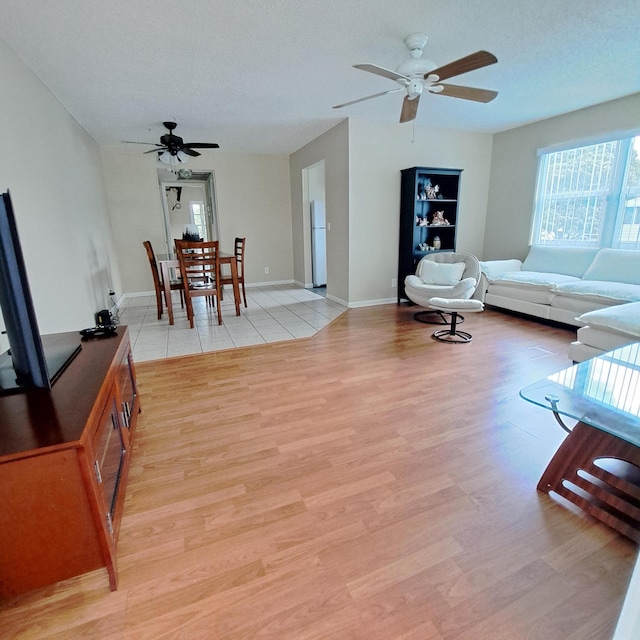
479;259;523;282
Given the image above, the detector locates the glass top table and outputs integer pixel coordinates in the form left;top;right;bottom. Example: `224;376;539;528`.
520;342;640;543
520;342;640;447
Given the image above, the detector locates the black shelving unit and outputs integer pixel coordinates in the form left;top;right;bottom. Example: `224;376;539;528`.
397;166;462;302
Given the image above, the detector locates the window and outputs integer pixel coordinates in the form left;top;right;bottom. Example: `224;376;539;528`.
189;201;208;241
531;134;640;249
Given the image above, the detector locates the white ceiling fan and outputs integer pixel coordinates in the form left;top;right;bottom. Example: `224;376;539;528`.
333;33;498;123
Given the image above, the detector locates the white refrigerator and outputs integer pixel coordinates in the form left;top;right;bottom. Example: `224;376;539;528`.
311;200;327;287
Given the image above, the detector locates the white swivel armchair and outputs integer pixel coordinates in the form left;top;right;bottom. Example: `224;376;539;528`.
404;252;480;323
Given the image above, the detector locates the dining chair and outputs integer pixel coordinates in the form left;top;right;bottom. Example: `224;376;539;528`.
143;240;183;320
175;239;222;327
220;237;247;307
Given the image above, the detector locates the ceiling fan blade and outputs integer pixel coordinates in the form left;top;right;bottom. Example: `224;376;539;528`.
333;88;403;109
426;50;497;82
180;147;202;157
182;143;220;149
123;141;161;146
142;146;165;154
432;83;498;103
354;63;409;83
399;95;420;123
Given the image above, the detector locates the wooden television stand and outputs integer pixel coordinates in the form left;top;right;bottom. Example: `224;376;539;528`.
0;327;139;597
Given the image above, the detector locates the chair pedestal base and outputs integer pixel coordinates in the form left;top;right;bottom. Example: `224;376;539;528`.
432;312;473;343
413;310;464;325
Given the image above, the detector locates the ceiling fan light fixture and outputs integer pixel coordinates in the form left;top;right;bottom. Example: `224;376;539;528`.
158;149;189;167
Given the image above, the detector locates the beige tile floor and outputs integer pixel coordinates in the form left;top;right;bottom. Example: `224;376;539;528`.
118;284;346;362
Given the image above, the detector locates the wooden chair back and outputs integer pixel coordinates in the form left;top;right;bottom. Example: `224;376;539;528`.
143;240;184;320
143;240;165;320
175;240;222;326
220;237;247;307
234;237;246;280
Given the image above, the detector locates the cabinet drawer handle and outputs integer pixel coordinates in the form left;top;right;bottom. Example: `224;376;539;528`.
122;401;131;426
94;460;102;484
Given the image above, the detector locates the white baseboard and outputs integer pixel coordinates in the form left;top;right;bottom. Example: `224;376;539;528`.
348;297;397;308
245;279;294;288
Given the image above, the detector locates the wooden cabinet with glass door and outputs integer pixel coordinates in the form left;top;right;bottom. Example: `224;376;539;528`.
0;328;139;596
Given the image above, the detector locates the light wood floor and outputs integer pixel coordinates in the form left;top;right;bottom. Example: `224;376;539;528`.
1;305;637;639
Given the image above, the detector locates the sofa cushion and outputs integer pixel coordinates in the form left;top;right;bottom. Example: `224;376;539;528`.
493;271;579;289
549;294;611;315
582;249;640;285
417;260;466;285
576;302;640;337
521;245;599;277
553;280;640;305
487;283;557;305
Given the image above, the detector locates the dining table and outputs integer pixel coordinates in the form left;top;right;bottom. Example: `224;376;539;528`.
158;251;241;325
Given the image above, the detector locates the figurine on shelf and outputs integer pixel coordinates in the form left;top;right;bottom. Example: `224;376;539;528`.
418;179;431;200
426;184;439;199
418;217;429;226
431;211;449;226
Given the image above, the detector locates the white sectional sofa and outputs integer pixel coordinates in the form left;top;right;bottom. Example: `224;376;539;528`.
478;246;640;361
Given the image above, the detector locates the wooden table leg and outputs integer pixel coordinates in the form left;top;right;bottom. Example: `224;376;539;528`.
160;262;175;325
538;421;640;542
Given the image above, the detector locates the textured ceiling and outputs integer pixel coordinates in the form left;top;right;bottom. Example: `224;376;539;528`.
1;0;639;155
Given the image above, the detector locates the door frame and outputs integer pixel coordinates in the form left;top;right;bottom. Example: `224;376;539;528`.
157;170;219;255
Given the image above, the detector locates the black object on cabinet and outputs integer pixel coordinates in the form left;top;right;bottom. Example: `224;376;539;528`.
397;167;462;302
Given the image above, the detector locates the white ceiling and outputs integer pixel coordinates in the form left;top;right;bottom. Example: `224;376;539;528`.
1;0;639;155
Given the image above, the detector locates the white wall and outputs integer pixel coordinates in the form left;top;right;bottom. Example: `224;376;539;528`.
0;37;119;345
348;120;494;305
290;118;493;307
483;93;640;261
290;121;351;304
101;147;294;294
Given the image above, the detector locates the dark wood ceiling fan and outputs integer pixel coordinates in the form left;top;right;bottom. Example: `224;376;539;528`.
124;121;220;158
333;34;498;123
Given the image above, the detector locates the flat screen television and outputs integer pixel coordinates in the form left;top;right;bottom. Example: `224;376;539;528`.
0;190;80;394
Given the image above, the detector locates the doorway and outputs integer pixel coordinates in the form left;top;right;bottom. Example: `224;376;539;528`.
157;170;219;255
303;161;327;292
